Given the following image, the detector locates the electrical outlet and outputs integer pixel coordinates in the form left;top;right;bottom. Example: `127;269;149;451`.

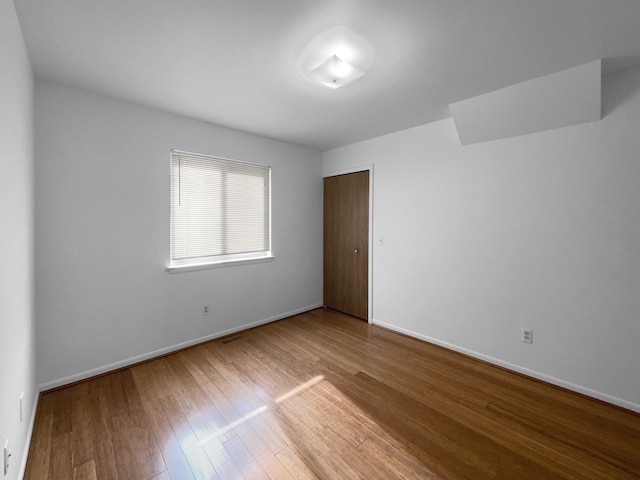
4;439;10;476
203;304;210;316
521;327;533;344
19;392;24;423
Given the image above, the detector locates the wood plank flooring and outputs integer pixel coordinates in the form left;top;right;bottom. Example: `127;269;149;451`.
24;308;640;479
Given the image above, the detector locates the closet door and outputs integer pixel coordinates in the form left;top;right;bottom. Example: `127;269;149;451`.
323;171;369;320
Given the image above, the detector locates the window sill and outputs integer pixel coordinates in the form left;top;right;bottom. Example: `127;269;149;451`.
166;255;274;273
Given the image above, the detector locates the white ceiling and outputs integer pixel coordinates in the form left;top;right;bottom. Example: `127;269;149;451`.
15;0;640;151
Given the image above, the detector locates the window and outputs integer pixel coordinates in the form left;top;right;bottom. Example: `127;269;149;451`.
169;150;272;270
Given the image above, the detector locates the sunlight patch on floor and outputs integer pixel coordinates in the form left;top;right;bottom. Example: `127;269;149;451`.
276;375;325;403
192;372;439;479
198;405;268;445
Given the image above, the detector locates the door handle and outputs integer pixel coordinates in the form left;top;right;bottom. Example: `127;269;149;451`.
354;249;359;254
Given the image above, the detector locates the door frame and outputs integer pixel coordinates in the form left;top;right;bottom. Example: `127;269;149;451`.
323;165;374;324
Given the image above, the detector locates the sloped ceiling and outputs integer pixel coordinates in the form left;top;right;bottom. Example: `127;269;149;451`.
450;60;603;145
15;0;640;151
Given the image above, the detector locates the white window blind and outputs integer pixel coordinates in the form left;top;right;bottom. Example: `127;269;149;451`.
170;150;271;267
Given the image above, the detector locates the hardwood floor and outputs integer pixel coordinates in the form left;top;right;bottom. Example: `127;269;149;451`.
25;308;640;479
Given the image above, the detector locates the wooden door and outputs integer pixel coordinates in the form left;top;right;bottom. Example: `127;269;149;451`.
323;171;369;320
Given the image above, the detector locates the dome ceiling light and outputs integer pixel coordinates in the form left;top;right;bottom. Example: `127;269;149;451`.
298;26;374;90
308;54;365;89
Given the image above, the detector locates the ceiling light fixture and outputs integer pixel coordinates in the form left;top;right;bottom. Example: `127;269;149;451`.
298;26;374;90
308;54;365;89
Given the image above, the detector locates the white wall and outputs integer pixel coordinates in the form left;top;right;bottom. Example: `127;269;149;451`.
0;0;36;477
324;68;640;411
35;80;323;386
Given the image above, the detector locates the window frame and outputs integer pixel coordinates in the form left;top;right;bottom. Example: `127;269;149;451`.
167;149;273;273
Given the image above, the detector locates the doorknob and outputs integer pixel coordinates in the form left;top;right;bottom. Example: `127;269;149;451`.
354;249;359;254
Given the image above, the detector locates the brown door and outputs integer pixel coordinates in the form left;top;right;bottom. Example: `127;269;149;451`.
323;171;369;320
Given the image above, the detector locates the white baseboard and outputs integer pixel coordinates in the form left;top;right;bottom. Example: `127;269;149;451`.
39;304;323;392
372;319;640;414
18;391;39;480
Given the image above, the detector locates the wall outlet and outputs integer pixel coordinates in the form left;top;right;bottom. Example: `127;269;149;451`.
19;392;24;423
521;327;533;344
202;304;210;316
3;439;10;476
